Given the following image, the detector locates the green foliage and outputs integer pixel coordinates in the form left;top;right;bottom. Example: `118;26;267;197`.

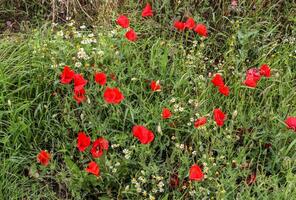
0;1;296;199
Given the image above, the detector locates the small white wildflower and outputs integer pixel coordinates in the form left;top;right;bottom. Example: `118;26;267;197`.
179;107;184;112
57;30;64;37
75;61;82;68
76;32;82;38
125;185;130;191
192;151;197;155
131;178;137;184
232;110;238;118
80;25;86;29
179;144;184;150
170;98;176;103
171;136;176;140
59;63;66;67
190;117;194;122
123;149;129;154
142;190;147;197
140;178;147;183
187;122;192;126
157;124;162;134
88;33;94;37
136;187;142;193
159;188;164;193
7;100;11;106
77;48;88;60
188;99;193;104
97;50;104;56
110;30;117;36
81;39;92;44
131;77;137;81
111;144;119;148
112;168;117;173
157;181;164;188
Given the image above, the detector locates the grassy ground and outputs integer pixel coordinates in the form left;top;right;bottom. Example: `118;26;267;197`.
0;0;296;199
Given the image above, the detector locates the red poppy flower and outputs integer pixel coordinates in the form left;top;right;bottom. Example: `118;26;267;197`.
94;72;107;86
246;171;256;185
194;23;208;37
73;73;87;91
116;15;129;28
90;137;109;158
185;17;195;30
174;21;185;31
150;80;161;91
218;85;230;96
211;74;224;87
244;75;258;88
260;64;271;77
125;29;137;41
103;87;124;104
37;150;51;166
86;161;100;176
213;108;226;127
162;108;172;119
194;117;207;128
77;132;91;152
285;117;296;132
189;164;204;181
246;68;261;82
60;66;75;84
132;125;154;144
73;88;86;104
142;3;153;17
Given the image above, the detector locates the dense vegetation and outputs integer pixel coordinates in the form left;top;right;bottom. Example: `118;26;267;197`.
0;0;295;199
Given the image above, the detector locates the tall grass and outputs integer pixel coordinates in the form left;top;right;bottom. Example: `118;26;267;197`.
0;0;295;199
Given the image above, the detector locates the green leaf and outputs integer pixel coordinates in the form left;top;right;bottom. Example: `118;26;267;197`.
64;156;81;176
